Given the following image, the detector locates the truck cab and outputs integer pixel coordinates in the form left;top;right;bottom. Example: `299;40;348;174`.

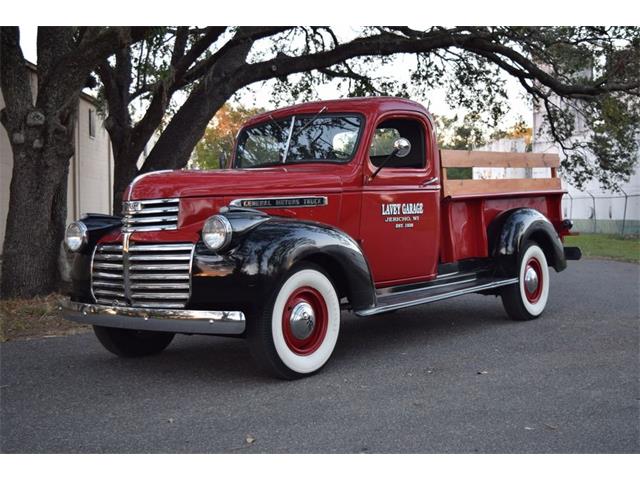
62;97;580;379
230;97;441;285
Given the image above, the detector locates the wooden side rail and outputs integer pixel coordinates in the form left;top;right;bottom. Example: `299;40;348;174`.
440;150;562;197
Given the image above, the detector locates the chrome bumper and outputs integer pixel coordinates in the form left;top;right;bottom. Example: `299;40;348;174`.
61;300;246;335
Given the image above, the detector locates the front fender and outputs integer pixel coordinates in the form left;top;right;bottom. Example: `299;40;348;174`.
488;208;566;273
76;213;122;253
70;213;122;302
191;218;376;312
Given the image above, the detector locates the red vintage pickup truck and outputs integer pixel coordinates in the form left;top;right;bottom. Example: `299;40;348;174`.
62;97;580;379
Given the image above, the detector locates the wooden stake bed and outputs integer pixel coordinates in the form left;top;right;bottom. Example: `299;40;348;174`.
440;150;562;198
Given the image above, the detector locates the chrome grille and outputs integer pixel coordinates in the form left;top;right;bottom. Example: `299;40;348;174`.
123;198;180;233
91;243;194;309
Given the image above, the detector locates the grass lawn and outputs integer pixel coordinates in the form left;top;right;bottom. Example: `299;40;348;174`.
564;233;640;264
0;293;90;342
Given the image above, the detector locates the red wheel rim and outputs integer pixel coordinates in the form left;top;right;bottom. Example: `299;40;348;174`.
281;286;328;356
524;257;543;303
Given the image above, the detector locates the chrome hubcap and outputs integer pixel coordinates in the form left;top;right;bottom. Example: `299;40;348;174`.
289;302;316;340
524;266;539;294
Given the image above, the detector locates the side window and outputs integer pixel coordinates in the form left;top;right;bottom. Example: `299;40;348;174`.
369;128;400;157
369;118;425;169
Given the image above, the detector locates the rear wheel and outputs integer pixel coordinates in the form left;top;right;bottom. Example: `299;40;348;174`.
93;326;175;357
501;242;550;321
248;263;341;380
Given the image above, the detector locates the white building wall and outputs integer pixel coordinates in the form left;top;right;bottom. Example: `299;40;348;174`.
73;100;113;217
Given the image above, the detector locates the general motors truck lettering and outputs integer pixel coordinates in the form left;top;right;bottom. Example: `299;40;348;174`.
62;97;581;379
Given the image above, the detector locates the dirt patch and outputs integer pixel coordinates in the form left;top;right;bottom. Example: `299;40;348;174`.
0;294;90;341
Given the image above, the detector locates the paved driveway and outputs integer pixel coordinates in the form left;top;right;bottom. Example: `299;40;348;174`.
1;259;638;453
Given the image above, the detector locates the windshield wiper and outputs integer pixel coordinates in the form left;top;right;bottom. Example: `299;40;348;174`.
292;106;327;137
281;106;327;164
268;114;286;136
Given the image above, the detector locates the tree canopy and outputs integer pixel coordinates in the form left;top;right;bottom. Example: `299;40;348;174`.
97;26;639;205
190;103;263;170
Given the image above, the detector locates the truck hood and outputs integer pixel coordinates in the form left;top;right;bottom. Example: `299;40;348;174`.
126;167;345;201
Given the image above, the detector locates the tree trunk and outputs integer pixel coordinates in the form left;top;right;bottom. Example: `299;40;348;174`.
112;149;141;213
1;27;146;298
140;40;253;172
1;142;71;297
141;88;231;172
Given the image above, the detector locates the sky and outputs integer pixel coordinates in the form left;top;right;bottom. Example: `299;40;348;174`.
17;26;534;130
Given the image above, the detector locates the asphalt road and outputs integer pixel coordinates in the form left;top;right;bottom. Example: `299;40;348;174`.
1;259;638;453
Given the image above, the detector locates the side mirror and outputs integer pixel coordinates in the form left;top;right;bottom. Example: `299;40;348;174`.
368;137;413;181
393;137;411;158
218;151;228;169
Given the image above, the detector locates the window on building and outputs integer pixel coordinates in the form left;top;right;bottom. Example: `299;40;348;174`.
88;108;96;138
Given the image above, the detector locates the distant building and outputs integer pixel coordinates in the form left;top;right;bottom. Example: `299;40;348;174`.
475;136;539;180
0;62;115;250
532;99;640;234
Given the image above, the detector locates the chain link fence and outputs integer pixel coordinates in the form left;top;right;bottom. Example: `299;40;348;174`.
562;192;640;236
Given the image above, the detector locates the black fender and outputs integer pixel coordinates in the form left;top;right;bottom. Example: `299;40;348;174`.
70;213;122;302
191;216;376;313
218;207;271;248
76;213;123;253
488;208;567;274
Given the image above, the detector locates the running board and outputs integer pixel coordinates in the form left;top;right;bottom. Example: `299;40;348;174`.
356;277;518;316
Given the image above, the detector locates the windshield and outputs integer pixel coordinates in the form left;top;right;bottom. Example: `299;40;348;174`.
234;114;363;168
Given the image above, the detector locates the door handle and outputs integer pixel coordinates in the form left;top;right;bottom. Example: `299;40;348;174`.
422;177;439;186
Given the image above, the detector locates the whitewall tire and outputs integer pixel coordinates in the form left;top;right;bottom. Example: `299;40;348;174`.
501;242;550;321
248;263;341;379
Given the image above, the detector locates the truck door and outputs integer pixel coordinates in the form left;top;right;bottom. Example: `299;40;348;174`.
359;114;440;286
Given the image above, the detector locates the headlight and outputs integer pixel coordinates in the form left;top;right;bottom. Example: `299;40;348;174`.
202;215;232;251
65;221;88;252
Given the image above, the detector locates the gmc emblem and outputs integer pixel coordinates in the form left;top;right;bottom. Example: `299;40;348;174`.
123;201;143;214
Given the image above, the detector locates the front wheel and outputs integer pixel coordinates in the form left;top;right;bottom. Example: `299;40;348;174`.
93;326;175;357
248;263;341;380
500;242;550;321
